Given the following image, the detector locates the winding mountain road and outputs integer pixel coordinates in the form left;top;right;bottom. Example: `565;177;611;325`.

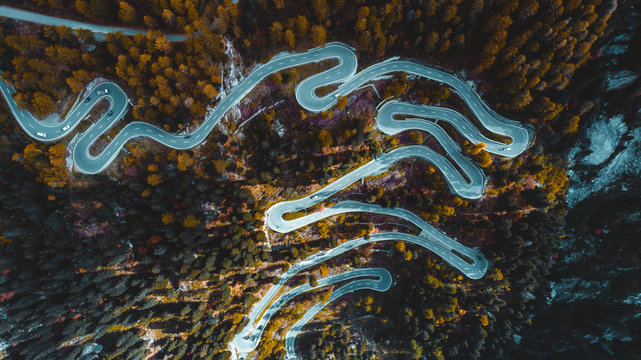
234;71;531;357
1;41;531;174
0;12;532;359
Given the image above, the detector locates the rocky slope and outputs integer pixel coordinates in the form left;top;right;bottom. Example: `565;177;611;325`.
506;1;641;358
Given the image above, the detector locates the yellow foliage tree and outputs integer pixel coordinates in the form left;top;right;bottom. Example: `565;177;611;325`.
129;144;146;161
176;152;194;171
317;129;333;148
452;196;468;207
311;25;326;46
65;70;93;93
183;215;201;228
565;115;580;134
47;144;66;167
490;269;504;281
317;220;330;237
162;9;175;24
311;0;328;21
426;274;442;288
439;205;455;217
118;1;137;24
321;289;332;304
269;21;283;44
25;143;69;188
470;142;487;155
284;29;295;48
203;84;219;99
212;159;228;173
477;151;492;168
31;92;55;117
426;213;439;223
22;143;41;163
147;173;164;186
295;15;309;37
532;155;568;204
319;264;330;277
155;36;171;53
425;308;434;319
404;249;413;261
162;212;176;225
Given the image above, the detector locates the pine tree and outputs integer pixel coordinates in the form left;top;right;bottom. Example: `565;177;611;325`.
118;2;137;24
284;29;295;48
311;25;326;46
295;15;309;37
269;21;283;44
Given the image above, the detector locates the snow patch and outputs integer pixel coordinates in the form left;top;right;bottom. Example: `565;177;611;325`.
66;133;80;172
78;343;103;359
0;337;7;358
606;71;638;90
222;38;244;92
613;34;632;42
584;333;600;344
625;211;641;222
601;44;627;55
603;327;633;342
623;292;641;306
548;278;610;303
213;38;246;132
567;126;641;207
581;115;627;166
273;118;285;137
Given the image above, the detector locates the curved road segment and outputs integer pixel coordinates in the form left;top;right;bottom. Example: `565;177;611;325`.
0;16;532;359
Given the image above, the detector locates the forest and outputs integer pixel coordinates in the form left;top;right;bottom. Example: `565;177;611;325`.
0;0;632;359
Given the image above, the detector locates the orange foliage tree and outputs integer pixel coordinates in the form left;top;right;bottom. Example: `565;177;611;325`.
12;143;68;187
176;152;194;171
